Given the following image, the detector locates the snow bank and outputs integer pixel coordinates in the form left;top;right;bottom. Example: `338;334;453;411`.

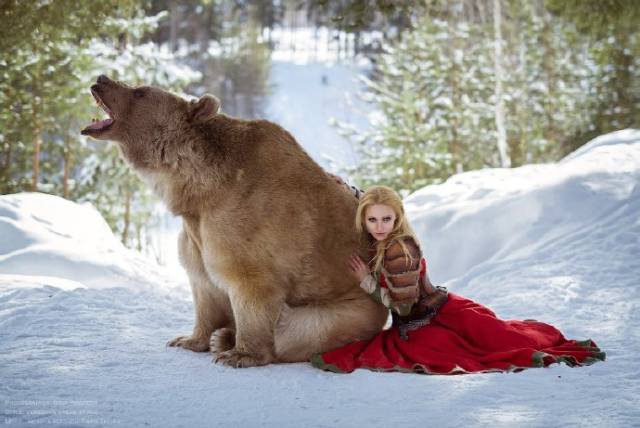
0;192;180;293
406;129;640;286
1;130;638;427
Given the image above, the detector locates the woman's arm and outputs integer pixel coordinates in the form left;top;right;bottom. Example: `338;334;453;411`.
382;238;421;291
349;255;392;309
384;238;448;324
359;274;392;308
348;252;418;317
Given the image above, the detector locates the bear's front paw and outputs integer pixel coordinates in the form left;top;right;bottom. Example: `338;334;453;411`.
167;334;210;352
213;348;271;368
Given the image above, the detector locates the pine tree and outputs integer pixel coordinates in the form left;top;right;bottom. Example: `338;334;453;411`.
499;0;594;165
334;0;623;191
545;0;640;153
0;2;200;251
334;14;496;194
0;0;140;193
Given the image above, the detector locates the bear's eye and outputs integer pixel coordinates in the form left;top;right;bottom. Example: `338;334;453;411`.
133;89;145;98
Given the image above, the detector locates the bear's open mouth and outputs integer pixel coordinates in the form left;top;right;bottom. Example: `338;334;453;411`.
81;88;115;135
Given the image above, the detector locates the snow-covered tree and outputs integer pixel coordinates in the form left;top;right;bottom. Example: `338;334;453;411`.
0;0;139;194
545;0;640;152
335;0;616;192
498;0;594;165
0;3;201;251
335;14;496;194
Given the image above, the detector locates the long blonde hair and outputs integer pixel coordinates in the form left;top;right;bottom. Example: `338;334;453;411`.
356;186;418;272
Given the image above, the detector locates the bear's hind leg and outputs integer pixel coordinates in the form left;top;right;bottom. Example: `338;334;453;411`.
274;295;388;363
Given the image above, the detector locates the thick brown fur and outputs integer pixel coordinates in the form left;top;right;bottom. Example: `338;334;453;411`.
82;75;388;367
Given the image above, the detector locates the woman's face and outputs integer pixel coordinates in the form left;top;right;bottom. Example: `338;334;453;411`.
365;204;396;241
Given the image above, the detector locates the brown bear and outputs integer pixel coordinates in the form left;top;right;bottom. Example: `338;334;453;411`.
81;75;387;367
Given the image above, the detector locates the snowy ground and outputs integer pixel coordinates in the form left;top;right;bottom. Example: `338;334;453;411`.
1;130;638;427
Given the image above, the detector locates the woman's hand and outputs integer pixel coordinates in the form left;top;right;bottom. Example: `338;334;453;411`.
348;254;370;283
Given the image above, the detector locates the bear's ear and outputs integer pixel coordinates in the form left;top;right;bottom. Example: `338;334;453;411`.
189;94;221;122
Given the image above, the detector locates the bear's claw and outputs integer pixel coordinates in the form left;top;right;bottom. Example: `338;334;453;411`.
167;335;210;352
213;349;270;368
210;328;236;355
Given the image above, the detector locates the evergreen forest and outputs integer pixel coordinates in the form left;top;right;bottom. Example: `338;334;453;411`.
1;0;637;252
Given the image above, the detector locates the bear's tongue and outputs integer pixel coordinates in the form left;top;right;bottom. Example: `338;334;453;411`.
86;118;114;130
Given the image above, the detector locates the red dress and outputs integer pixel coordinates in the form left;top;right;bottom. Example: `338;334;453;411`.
312;292;604;374
312;239;605;374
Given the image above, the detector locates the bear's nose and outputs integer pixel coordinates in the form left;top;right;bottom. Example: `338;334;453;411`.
97;75;112;85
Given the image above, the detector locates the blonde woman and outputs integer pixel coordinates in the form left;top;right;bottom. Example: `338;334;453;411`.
312;185;605;374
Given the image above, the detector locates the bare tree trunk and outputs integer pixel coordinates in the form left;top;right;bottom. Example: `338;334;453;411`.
63;141;70;199
2;137;13;187
122;188;131;244
32;120;42;191
540;9;559;158
477;0;487;24
31;73;42;192
289;9;296;52
448;14;463;174
613;31;633;128
313;26;319;61
493;0;510;167
136;221;142;252
169;0;178;52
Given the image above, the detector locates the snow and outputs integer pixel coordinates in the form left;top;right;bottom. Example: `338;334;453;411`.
264;59;369;172
1;130;639;427
263;26;375;173
0;193;181;294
